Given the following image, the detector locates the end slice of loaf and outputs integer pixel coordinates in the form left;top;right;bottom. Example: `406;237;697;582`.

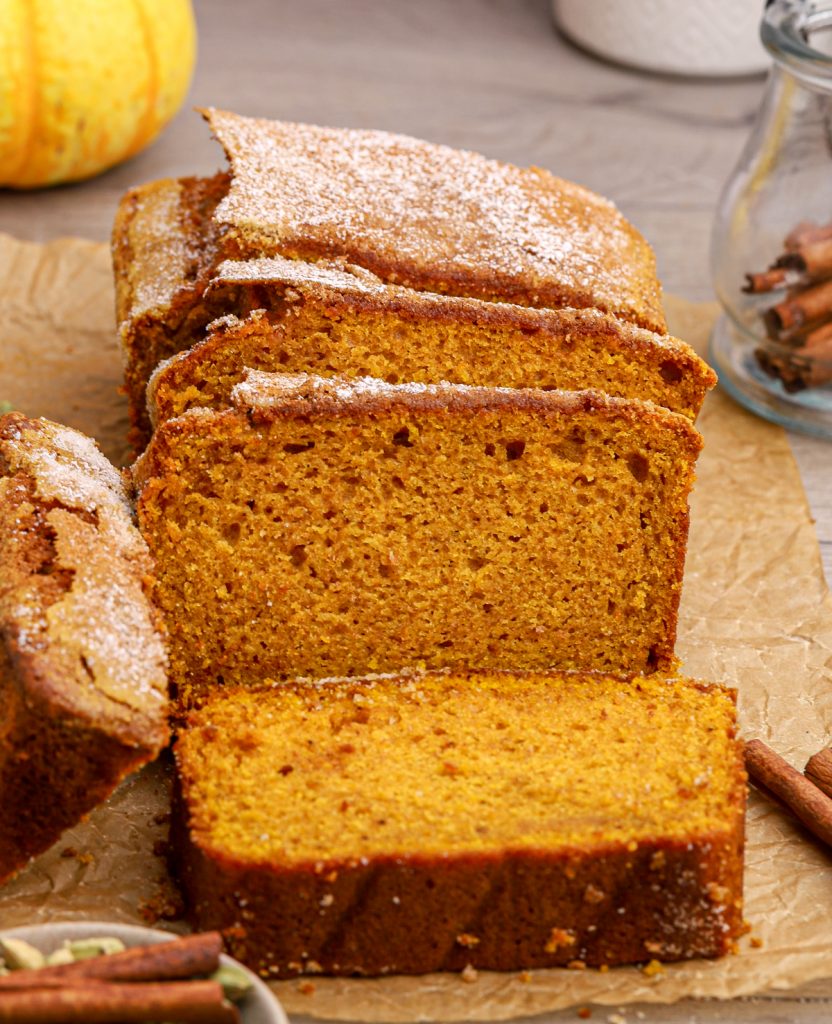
0;412;169;883
111;172;231;451
204;108;667;333
173;670;746;977
134;373;702;712
146;256;715;431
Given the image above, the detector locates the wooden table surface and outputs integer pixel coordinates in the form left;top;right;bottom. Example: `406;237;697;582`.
2;2;832;1020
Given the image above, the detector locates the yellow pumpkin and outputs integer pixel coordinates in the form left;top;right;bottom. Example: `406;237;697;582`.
0;0;196;189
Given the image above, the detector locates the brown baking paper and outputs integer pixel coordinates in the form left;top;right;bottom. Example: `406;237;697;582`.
1;232;832;1020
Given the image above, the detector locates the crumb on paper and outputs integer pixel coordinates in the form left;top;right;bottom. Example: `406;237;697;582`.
519;970;532;983
137;885;184;924
461;963;478;983
298;980;316;995
577;1009;592;1020
750;936;764;948
607;1014;627;1024
567;959;586;970
641;959;664;978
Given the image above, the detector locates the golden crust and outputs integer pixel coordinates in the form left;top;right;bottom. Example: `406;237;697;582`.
229;371;704;452
211;255;673;345
204;109;666;333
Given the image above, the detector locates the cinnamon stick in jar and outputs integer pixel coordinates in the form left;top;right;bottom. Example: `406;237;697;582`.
784;220;832;251
0;979;239;1023
766;277;832;332
743;266;794;294
777;237;832;279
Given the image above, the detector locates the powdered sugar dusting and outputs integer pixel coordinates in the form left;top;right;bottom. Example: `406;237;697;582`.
226;371;698;441
233;370;467;409
205;109;665;331
1;419;142;557
0;414;168;733
5;419;123;507
47;508;168;712
214;256;387;294
232;368;564;412
209;256;692;359
125;180;195;321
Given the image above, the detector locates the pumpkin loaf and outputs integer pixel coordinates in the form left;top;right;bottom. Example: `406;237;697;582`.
134;372;702;712
147;256;715;431
0;412;168;883
114;110;666;448
173;670;746;977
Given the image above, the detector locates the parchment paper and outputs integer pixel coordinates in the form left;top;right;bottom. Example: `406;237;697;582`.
1;232;832;1021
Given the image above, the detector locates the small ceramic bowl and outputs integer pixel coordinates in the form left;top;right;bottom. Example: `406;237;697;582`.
0;921;289;1024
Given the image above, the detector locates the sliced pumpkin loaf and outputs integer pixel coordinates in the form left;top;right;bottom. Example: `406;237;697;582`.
0;412;168;883
147;256;714;432
114;109;667;448
133;372;702;712
173;669;746;977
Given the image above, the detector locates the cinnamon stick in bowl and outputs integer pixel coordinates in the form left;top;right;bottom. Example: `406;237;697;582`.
0;978;239;1023
0;931;221;991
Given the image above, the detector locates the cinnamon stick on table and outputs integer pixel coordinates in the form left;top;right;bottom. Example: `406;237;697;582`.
745;739;832;848
805;746;832;800
0;931;222;991
0;979;239;1024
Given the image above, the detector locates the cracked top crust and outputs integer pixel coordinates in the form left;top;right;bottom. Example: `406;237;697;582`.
0;412;168;747
203;108;667;333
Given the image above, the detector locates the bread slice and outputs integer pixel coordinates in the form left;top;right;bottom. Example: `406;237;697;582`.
0;412;169;883
114;110;667;449
173;670;746;976
133;373;701;712
147;256;715;432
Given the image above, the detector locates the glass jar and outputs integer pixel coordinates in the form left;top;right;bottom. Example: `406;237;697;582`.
711;0;832;438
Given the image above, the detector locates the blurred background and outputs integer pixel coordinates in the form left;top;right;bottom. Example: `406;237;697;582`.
0;0;764;303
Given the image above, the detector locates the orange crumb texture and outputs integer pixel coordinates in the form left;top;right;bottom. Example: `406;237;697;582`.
135;374;702;713
173;670;746;977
